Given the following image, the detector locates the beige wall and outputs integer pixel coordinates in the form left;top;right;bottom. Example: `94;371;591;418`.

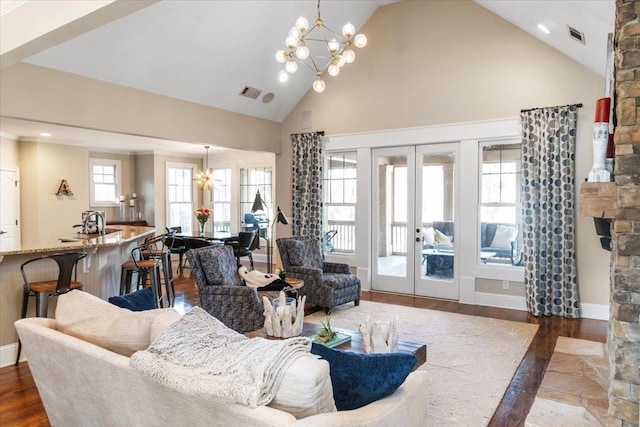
0;63;282;154
278;0;609;306
0;135;19;166
19;139;89;246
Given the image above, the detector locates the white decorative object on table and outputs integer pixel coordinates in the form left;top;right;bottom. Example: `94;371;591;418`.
359;315;399;353
262;291;305;338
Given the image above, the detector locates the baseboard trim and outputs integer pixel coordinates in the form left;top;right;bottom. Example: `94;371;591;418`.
474;292;528;311
580;303;609;321
0;342;21;368
473;292;609;320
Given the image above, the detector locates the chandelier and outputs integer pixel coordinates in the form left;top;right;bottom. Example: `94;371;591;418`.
275;0;367;93
194;145;215;191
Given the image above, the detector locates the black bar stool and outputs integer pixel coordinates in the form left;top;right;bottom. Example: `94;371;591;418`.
142;234;175;306
16;251;87;365
120;243;163;308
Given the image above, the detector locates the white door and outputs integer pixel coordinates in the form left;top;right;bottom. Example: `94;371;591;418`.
414;144;460;300
371;147;415;294
0;167;20;251
371;144;460;300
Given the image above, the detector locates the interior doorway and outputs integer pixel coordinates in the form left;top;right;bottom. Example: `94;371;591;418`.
0;167;20;251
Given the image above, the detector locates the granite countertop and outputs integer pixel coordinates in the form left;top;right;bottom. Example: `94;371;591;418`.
0;225;156;257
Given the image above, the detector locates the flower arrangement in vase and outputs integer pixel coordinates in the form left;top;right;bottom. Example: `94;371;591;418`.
194;207;212;234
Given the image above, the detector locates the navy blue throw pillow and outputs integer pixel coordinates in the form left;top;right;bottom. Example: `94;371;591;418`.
108;287;156;311
310;342;417;411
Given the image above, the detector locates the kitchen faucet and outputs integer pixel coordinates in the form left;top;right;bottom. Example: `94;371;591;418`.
73;211;106;235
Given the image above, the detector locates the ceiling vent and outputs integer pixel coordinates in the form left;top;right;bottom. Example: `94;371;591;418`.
568;26;585;45
239;86;262;100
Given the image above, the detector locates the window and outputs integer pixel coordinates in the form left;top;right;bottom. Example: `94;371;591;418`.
240;167;272;236
89;158;121;207
167;163;195;234
323;152;357;254
479;143;522;266
213;168;231;232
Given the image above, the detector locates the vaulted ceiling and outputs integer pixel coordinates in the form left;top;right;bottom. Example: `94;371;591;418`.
0;0;615;152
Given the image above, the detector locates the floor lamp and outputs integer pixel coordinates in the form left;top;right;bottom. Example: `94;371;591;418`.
269;207;289;273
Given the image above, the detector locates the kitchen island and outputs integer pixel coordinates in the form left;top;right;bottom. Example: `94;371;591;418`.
0;225;156;366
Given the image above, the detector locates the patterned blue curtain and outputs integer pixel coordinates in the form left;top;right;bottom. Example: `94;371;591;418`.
291;132;323;240
520;105;581;318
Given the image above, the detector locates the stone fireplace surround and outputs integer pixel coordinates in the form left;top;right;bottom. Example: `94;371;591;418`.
610;1;640;425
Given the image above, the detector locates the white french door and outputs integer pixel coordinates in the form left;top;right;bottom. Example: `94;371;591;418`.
371;144;460;300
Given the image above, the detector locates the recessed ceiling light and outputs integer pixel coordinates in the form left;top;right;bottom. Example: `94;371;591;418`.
537;24;550;35
39;132;51;137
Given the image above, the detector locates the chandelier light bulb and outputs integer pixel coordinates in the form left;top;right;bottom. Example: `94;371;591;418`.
313;78;326;93
328;63;340;77
295;44;309;60
279;70;289;82
275;50;287;63
286;36;297;49
335;55;346;67
342;49;355;63
296;16;309;32
342;22;355;38
328;38;340;53
285;60;298;73
354;33;367;48
289;26;302;40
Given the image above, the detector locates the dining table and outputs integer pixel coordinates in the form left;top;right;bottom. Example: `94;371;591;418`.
176;231;238;244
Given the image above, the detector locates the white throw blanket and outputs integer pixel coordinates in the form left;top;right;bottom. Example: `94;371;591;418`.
130;307;311;407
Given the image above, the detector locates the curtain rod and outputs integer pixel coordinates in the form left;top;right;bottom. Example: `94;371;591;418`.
520;103;582;113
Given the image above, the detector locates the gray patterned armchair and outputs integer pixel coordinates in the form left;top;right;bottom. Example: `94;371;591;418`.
276;237;360;311
186;245;264;333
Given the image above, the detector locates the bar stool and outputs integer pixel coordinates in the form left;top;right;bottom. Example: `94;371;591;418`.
120;243;163;308
16;251;87;365
142;234;175;306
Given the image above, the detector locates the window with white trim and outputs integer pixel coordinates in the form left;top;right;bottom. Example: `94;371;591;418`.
479;143;523;267
323;152;357;254
167;163;195;234
240;167;272;237
89;158;121;207
213;168;231;232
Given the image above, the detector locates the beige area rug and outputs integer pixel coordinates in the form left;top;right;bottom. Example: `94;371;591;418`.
525;337;614;427
305;301;538;426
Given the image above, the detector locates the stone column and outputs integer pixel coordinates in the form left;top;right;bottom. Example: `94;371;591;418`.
611;1;640;425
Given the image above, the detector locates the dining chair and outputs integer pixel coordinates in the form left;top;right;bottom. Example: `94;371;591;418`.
225;230;258;270
165;226;187;275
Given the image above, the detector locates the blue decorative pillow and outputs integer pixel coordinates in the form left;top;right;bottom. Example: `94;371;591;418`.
310;342;417;411
108;287;156;311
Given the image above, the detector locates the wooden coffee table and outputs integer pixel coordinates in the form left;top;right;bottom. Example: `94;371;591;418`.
247;322;427;371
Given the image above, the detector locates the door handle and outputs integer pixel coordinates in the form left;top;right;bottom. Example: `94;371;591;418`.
0;231;7;235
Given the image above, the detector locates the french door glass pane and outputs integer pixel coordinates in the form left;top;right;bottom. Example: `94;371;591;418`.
420;152;455;281
376;155;408;278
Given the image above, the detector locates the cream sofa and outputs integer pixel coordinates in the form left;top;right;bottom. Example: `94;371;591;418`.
15;306;428;426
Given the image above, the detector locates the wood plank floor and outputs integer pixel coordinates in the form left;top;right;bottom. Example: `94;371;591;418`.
0;262;608;427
